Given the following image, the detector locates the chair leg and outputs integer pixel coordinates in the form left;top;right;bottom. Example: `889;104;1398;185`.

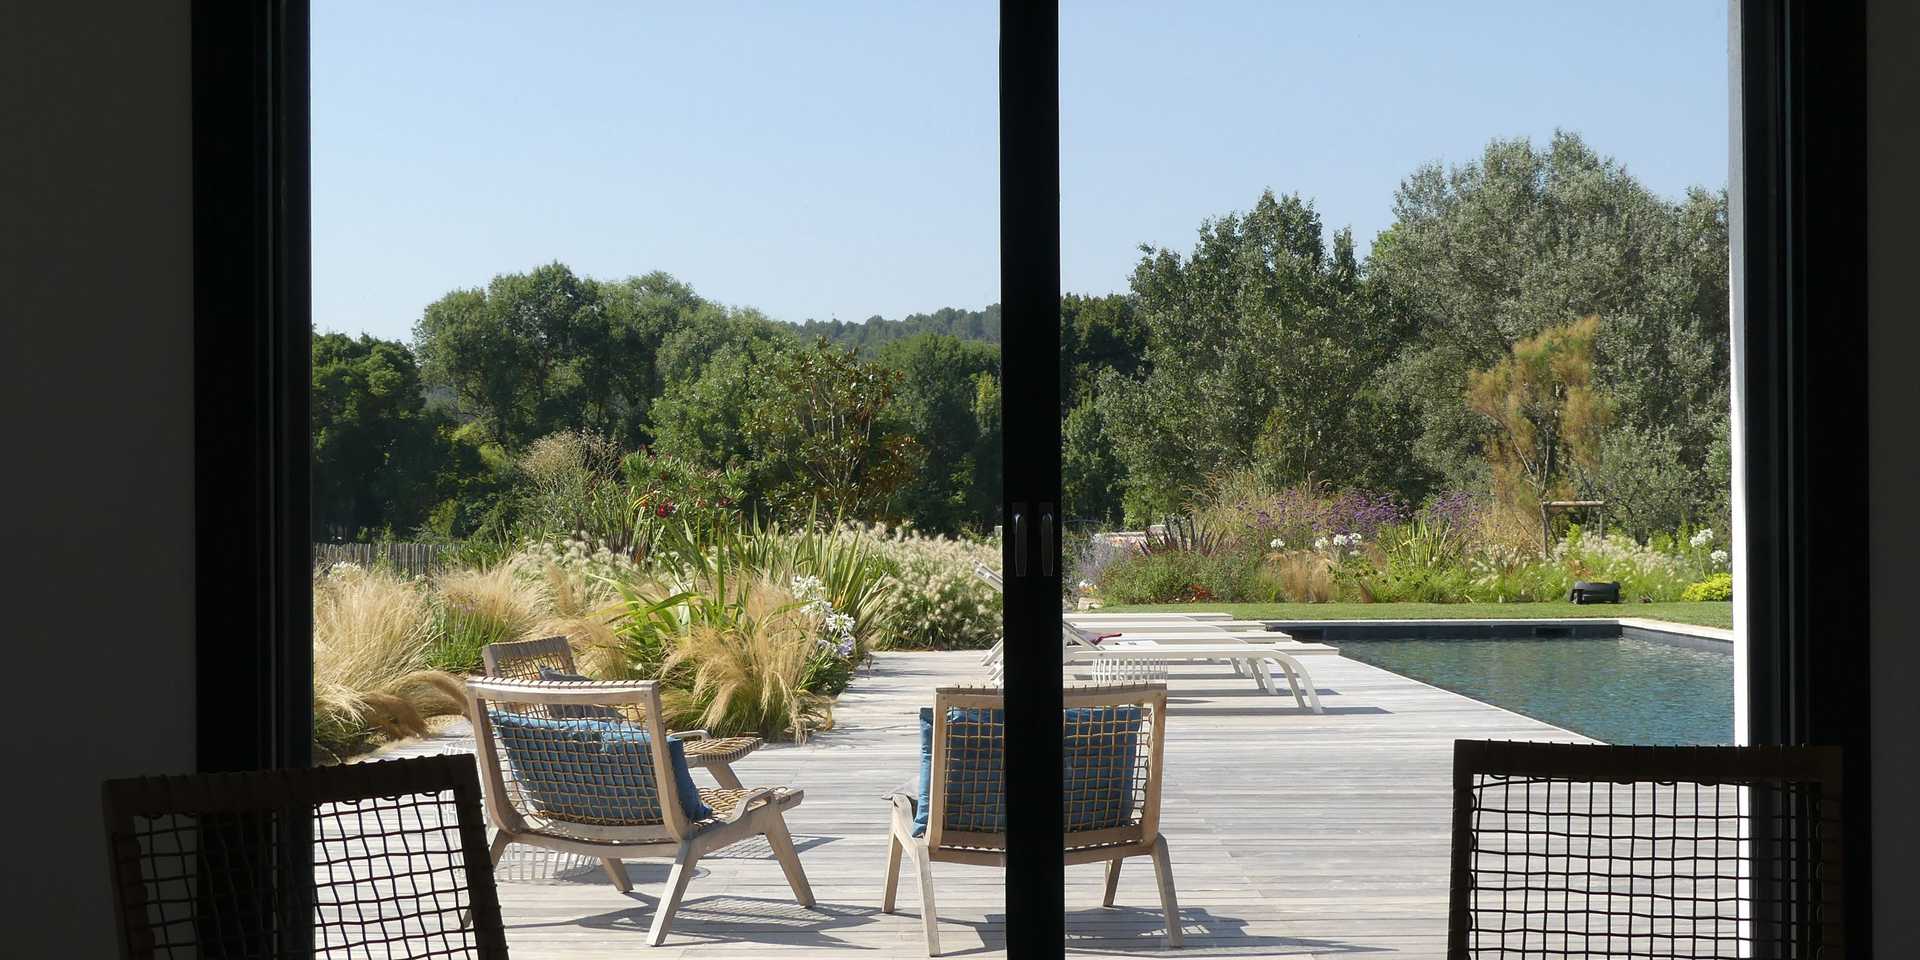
601;857;631;892
1149;835;1183;948
1248;659;1273;694
1102;857;1122;907
882;831;904;913
707;762;744;790
648;841;699;947
764;814;815;907
909;843;941;956
1276;654;1324;713
489;831;512;866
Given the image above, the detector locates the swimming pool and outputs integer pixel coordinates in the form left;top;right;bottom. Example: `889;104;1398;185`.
1329;635;1734;745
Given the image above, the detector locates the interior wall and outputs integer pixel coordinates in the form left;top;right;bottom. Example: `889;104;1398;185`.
0;0;196;950
1867;0;1920;950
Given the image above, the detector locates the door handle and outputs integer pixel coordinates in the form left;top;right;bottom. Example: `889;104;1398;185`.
1012;504;1029;578
1040;503;1055;577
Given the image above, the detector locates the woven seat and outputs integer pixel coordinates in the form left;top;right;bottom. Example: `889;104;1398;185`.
483;636;764;787
467;677;814;947
882;683;1180;955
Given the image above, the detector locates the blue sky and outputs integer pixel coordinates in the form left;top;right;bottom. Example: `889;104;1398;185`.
313;1;1728;341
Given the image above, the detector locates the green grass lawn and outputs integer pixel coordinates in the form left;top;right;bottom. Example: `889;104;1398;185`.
1097;601;1733;631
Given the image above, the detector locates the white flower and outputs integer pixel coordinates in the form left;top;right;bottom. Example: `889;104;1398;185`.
1710;549;1729;566
1268;537;1286;550
1690;529;1714;549
1077;579;1094;591
1313;537;1329;551
1349;532;1364;544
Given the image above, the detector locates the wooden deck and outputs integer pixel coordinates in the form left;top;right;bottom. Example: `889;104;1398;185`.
383;648;1587;958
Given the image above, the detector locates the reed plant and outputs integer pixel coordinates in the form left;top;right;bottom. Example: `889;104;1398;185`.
312;564;464;761
425;562;545;673
658;577;834;740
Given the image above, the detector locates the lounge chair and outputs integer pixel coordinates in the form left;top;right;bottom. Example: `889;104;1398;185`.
973;563;1255;668
1063;638;1328;711
883;683;1181;955
483;636;762;788
466;677;814;946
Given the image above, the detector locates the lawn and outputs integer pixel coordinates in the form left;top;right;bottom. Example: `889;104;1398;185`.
1097;601;1733;631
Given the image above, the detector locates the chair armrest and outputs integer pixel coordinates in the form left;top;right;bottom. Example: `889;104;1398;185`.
667;729;710;741
886;793;921;841
723;787;778;824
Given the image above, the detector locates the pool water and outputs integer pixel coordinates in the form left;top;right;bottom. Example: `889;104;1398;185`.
1331;636;1734;745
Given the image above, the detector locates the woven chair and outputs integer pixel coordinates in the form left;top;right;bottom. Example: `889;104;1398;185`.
482;636;761;788
466;676;814;946
1449;740;1846;959
102;754;509;959
882;683;1179;955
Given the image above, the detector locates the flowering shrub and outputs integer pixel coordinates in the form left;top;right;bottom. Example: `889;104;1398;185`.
1196;470;1410;553
1095;488;1733;605
1681;573;1734;602
843;523;1002;650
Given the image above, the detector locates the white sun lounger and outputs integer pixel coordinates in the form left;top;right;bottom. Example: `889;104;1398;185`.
1063;641;1327;712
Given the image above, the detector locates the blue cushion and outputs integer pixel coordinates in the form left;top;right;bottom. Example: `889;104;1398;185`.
1062;706;1142;832
489;712;713;823
534;666;626;720
911;706;1141;838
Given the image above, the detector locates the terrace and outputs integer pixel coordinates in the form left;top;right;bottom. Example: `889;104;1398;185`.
379;645;1587;958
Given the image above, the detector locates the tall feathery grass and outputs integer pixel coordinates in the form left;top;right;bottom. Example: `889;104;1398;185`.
426;562;546;673
659;578;833;741
312;564;465;762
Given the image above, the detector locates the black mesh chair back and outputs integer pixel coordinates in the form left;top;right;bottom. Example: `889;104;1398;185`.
103;753;509;959
1449;740;1843;959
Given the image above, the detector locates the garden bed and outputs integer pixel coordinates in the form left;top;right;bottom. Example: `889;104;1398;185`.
1098;600;1733;631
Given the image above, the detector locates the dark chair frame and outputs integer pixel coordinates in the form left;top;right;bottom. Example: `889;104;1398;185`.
103;754;510;959
1448;740;1844;960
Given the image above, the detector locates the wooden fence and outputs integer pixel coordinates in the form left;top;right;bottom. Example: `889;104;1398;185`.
312;542;449;578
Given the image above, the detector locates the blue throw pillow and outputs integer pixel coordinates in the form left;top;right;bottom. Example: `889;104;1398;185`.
489;712;713;823
914;706;1007;837
534;665;626;720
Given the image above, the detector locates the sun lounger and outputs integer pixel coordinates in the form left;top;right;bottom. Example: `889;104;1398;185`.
1064;641;1327;711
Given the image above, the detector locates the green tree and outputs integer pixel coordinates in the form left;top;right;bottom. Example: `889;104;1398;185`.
1060;293;1147;412
648;335;793;482
1371;132;1729;508
1062;397;1125;524
743;339;922;520
311;332;443;538
412;263;719;451
1099;191;1394;521
877;334;1003;533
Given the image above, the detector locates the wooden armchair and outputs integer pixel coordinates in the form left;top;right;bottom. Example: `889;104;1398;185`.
482;636;761;787
882;683;1180;955
466;676;814;946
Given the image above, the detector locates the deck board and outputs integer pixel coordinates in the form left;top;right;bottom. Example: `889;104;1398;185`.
376;648;1588;958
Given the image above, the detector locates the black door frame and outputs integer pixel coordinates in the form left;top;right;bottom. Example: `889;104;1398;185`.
999;1;1066;951
193;1;1874;954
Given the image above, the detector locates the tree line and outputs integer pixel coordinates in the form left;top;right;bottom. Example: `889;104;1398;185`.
314;132;1730;544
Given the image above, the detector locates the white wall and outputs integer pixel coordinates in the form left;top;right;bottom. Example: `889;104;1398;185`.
0;1;197;951
1868;0;1920;950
